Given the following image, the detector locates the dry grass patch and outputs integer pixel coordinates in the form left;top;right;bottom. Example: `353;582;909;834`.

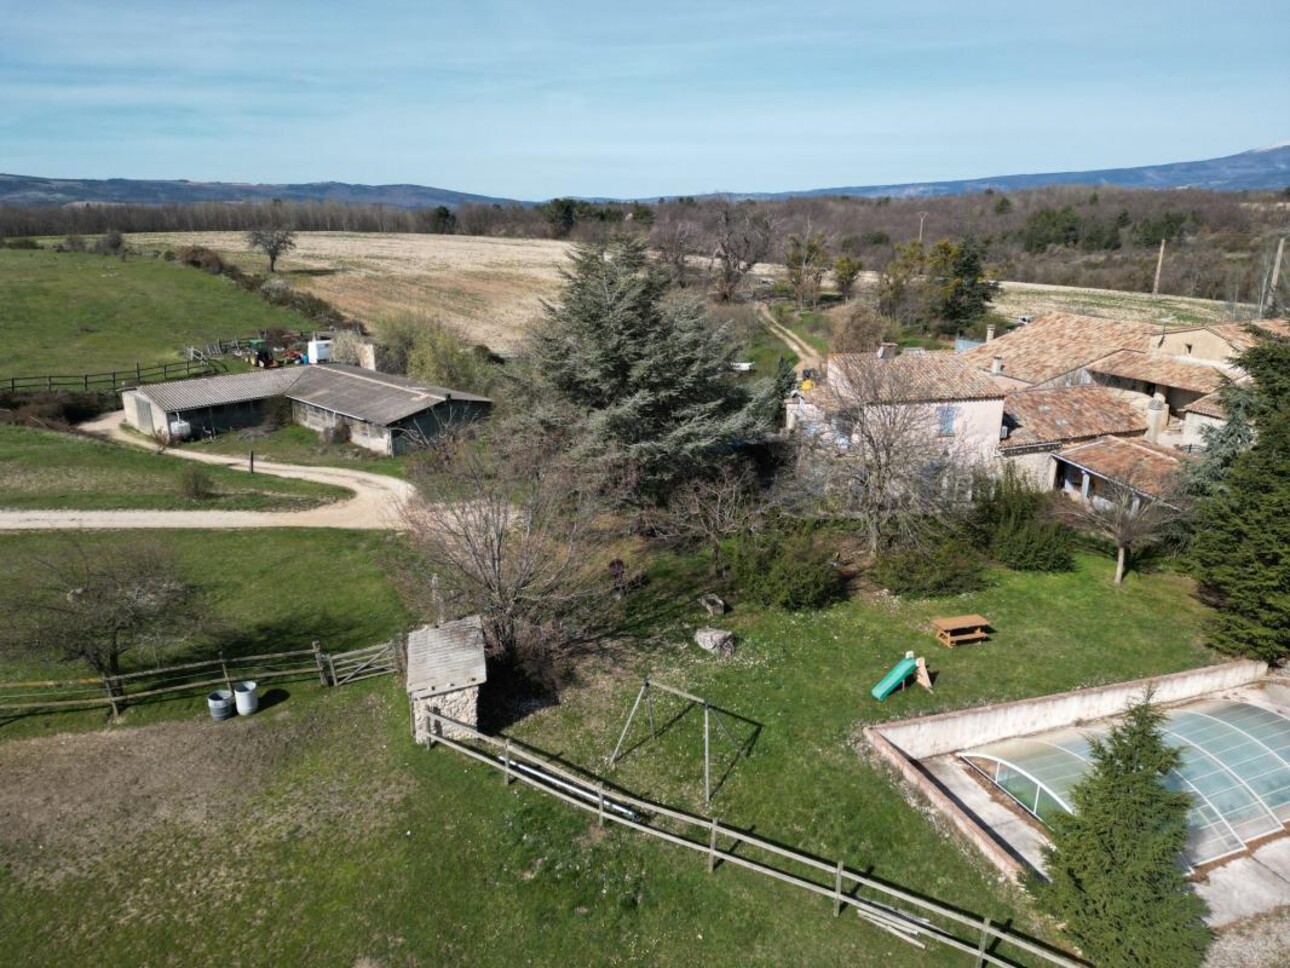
128;231;574;350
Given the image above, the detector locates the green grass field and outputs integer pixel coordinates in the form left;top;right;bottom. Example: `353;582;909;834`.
0;542;1219;966
0;425;350;510
0;248;308;376
186;423;409;478
0;529;410;729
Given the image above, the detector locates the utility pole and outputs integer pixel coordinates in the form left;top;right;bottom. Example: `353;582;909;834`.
1151;238;1167;296
1260;236;1286;318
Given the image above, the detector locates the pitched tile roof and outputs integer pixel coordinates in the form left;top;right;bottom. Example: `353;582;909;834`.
826;352;1006;404
1055;435;1192;498
1002;386;1147;451
1085;350;1227;394
1183;390;1228;419
958;313;1158;385
132;364;491;427
1205;319;1290;353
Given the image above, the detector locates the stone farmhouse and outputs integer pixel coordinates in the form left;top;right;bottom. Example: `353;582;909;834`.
790;313;1286;505
122;363;492;455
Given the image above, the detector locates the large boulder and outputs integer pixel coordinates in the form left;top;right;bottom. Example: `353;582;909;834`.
694;627;736;658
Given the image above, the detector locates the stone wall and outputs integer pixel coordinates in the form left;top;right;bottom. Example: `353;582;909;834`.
412;685;480;743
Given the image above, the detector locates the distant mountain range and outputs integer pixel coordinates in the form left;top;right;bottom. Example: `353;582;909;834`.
3;143;1288;208
0;174;516;209
737;143;1290;200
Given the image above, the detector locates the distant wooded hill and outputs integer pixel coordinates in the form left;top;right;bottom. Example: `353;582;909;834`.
2;143;1288;208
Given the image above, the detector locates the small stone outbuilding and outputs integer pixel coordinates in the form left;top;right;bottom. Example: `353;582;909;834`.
407;616;487;742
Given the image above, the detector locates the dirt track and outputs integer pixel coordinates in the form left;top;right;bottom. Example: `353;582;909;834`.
0;412;415;531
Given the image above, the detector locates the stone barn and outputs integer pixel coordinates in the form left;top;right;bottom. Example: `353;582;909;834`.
122;364;491;454
407;616;487;742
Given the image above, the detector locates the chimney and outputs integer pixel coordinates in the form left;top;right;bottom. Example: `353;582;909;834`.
991;355;1004;375
1145;398;1167;443
986;323;996;342
877;342;898;359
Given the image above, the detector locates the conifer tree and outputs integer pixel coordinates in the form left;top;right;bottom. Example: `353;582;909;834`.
1036;699;1210;968
1190;331;1290;661
527;237;776;500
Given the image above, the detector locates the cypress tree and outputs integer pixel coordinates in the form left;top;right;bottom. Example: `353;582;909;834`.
1036;699;1210;968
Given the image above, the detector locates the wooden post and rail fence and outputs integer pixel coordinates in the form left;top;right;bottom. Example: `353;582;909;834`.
0;638;400;718
422;710;1086;968
1;358;220;394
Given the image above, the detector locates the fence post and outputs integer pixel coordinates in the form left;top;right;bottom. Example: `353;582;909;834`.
976;917;992;967
312;640;328;685
504;739;513;786
136;363;142;383
835;861;845;916
102;675;121;721
83;373;89;391
708;818;718;873
598;782;606;826
249;450;255;474
46;375;53;391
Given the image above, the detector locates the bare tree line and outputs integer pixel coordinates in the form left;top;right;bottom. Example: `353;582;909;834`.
3;183;1286;302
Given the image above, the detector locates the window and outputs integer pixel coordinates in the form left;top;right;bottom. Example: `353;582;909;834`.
937;405;958;436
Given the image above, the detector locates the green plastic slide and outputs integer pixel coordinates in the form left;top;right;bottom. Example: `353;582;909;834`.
871;656;918;701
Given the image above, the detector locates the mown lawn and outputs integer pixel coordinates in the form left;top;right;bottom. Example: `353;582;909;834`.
0;248;308;375
0;529;411;738
0;425;350;510
0;543;1220;967
186;423;409;478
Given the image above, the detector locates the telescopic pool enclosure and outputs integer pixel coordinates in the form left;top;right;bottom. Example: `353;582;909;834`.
961;699;1290;869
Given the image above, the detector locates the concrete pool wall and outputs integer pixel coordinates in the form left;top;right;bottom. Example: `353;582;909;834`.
863;660;1271;882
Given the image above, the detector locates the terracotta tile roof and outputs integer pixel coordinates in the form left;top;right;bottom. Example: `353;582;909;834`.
1183;390;1228;419
958;313;1158;385
1205;319;1290;353
1085;350;1227;394
1055;435;1192;498
826;353;1006;404
1002;386;1147;451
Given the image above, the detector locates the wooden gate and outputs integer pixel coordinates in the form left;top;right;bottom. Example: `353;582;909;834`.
326;639;398;685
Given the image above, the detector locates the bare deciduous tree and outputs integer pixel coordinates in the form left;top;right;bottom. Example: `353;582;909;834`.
650;214;699;288
785;353;978;555
398;435;618;693
245;228;297;273
649;463;764;575
709;202;773;302
1;539;203;680
1058;467;1190;584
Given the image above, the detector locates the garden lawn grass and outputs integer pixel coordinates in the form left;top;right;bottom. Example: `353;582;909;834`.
187;423;409;478
0;425;350;510
0;248;309;375
0;547;1219;967
0;529;411;739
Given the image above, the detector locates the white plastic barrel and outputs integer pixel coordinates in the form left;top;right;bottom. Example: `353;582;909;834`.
234;680;258;716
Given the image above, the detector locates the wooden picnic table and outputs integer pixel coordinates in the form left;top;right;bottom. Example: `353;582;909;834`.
931;614;992;648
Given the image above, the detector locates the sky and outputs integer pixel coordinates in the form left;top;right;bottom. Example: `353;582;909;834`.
3;1;1288;200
